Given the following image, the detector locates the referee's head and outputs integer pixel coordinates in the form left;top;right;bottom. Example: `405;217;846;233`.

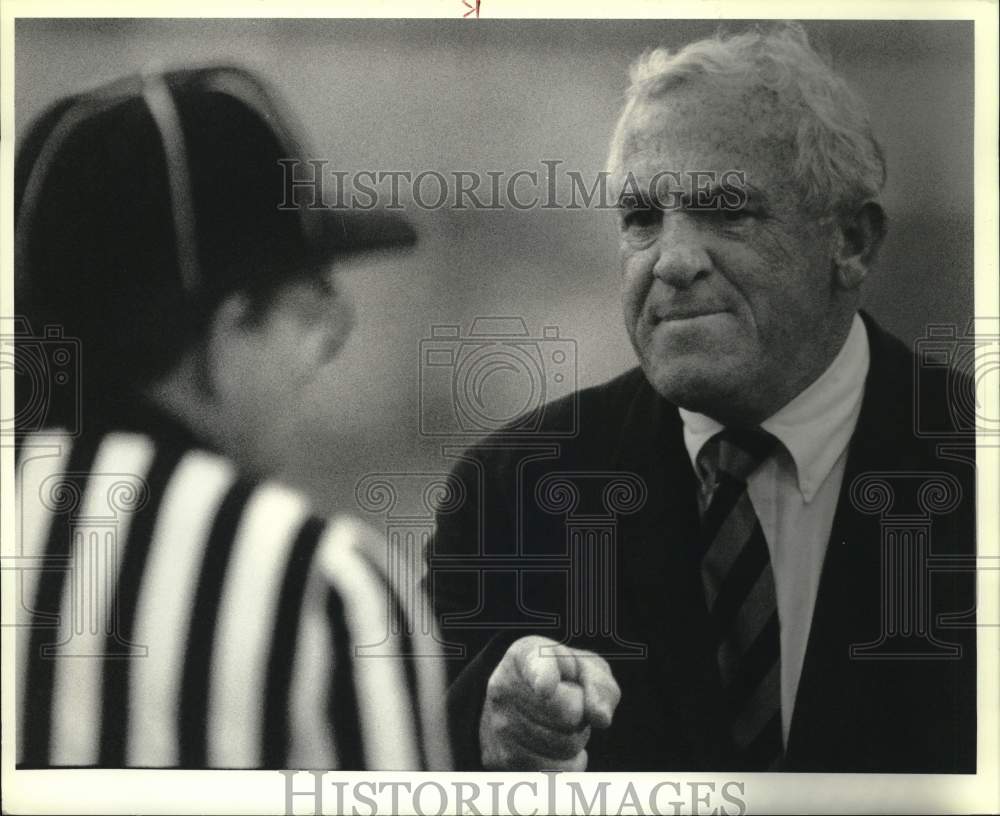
15;64;415;467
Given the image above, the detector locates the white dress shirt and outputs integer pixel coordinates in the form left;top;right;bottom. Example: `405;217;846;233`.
679;312;870;743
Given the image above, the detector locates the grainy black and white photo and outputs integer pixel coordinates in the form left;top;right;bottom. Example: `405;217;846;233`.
3;7;997;815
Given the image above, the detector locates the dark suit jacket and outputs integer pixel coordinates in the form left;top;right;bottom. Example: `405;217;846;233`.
431;313;976;772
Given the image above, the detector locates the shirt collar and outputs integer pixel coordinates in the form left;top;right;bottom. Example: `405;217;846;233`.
679;313;870;503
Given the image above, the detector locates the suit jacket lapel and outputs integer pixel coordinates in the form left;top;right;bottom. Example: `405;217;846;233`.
785;313;914;764
609;373;702;635
609;374;730;767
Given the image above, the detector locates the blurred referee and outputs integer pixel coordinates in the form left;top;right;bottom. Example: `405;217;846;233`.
13;64;450;770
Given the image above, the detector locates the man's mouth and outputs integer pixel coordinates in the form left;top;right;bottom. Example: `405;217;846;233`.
654;307;727;322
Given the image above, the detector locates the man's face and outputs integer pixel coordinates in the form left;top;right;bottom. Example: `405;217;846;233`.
215;271;354;474
247;273;355;394
616;83;846;424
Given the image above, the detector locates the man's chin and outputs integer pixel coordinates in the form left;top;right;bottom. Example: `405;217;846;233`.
640;361;741;415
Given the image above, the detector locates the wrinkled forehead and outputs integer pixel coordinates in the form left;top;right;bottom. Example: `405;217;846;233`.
616;80;801;194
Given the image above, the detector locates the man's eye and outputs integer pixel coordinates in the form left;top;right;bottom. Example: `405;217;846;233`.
309;273;336;296
622;207;662;230
721;206;755;222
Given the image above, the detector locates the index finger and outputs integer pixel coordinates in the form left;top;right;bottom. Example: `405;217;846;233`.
514;637;578;698
574;652;621;729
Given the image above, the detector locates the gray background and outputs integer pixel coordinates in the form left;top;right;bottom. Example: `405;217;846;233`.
15;19;974;517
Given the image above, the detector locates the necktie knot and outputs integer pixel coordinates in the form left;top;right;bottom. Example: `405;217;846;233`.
697;427;779;486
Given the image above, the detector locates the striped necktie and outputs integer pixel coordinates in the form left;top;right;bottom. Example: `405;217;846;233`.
697;427;783;770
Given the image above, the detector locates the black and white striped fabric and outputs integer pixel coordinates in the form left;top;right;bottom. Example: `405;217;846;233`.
15;429;450;770
697;427;783;771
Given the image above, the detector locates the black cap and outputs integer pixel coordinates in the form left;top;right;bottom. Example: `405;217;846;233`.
14;63;415;397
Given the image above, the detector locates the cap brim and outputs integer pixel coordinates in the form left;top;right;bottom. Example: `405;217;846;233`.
317;207;418;257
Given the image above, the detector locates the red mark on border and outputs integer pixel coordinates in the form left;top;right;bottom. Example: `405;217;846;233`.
462;0;481;17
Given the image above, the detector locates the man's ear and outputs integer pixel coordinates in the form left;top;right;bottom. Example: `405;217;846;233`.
205;291;256;398
833;200;887;290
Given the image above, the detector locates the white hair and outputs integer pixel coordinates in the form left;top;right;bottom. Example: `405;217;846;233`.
607;22;886;214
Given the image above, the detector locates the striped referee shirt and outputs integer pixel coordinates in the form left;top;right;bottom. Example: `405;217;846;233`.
14;426;451;770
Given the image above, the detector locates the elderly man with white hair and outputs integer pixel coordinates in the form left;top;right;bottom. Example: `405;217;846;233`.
432;23;976;772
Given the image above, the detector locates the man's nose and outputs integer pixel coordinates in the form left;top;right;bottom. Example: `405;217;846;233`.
651;215;712;288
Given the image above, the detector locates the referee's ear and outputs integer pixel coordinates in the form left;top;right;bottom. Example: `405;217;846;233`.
205;290;256;399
